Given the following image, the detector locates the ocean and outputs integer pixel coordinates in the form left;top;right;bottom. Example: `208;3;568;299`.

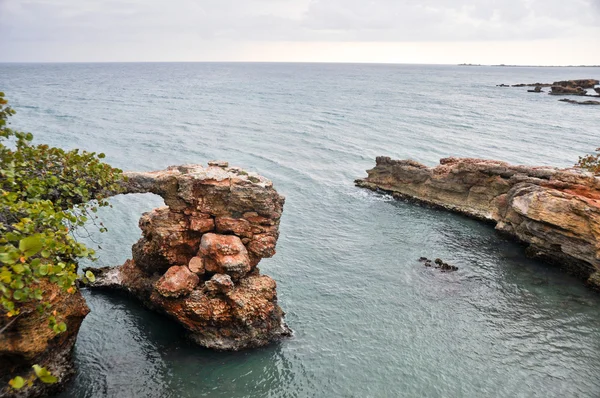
2;62;600;397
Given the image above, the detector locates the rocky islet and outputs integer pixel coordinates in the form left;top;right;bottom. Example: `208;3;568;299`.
87;162;292;351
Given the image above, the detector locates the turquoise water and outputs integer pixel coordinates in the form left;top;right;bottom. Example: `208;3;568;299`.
2;63;600;397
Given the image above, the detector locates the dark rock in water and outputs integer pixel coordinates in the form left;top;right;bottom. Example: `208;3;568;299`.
550;85;587;96
418;257;458;272
527;86;543;93
559;99;600;105
595;88;600;95
87;163;291;351
511;82;552;87
497;84;510;87
356;156;600;291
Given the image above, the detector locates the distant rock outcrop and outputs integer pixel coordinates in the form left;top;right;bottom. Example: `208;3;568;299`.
511;83;552;87
550;86;588;95
87;162;291;350
559;99;600;105
527;86;543;93
356;157;600;291
553;79;599;89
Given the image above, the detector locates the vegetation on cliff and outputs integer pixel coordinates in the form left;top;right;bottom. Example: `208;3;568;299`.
0;92;123;390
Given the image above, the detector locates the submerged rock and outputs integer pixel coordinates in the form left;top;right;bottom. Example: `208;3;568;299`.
87;163;291;350
511;83;552;87
418;257;458;272
559;99;600;106
357;157;600;291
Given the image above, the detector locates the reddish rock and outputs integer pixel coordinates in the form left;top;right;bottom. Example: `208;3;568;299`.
155;266;200;298
89;163;290;350
190;216;215;233
0;280;89;398
215;217;253;238
356;156;600;290
199;233;252;279
205;274;234;295
188;256;205;275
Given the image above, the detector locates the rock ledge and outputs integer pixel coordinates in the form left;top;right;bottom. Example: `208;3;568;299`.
356;156;600;290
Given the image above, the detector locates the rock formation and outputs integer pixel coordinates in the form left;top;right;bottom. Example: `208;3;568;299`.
511;82;552;87
527;86;543;93
550;85;587;95
87;162;291;350
356;157;600;290
559;99;600;106
0;281;89;398
553;79;599;89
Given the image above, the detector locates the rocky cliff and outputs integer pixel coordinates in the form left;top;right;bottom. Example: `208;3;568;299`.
87;162;291;350
0;281;89;398
356;157;600;290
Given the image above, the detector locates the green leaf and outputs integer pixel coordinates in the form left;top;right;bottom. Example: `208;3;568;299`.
0;252;16;265
57;321;67;333
85;270;95;283
9;376;25;389
13;289;25;300
39;374;58;384
19;235;43;257
38;264;49;276
32;364;58;383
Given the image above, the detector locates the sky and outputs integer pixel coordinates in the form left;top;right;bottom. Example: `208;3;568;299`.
0;0;599;64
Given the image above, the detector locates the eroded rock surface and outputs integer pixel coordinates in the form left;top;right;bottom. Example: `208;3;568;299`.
356;156;600;290
0;280;89;398
87;162;291;350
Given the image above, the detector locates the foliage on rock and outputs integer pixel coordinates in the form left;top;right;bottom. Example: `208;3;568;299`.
576;148;600;174
0;91;122;325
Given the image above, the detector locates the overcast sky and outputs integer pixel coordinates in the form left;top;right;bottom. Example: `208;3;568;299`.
1;0;599;64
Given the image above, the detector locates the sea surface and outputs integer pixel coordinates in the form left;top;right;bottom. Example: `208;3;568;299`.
2;63;600;398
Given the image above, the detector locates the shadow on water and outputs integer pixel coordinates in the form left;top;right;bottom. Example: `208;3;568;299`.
59;290;307;398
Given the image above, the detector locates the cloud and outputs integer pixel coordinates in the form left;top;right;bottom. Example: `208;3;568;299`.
0;0;598;61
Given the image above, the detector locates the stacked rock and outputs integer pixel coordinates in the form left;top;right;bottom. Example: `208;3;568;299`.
88;162;291;350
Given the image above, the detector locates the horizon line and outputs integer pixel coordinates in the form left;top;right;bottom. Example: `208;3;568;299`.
1;60;600;67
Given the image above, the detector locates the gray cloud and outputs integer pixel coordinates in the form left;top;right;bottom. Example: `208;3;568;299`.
0;0;599;61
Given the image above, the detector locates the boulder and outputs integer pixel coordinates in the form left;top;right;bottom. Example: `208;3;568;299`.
205;274;235;295
199;233;251;280
155;266;200;298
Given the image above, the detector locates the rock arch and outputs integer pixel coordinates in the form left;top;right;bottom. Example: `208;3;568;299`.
88;162;291;350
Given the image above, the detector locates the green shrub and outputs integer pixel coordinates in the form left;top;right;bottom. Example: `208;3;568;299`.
0;92;123;388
